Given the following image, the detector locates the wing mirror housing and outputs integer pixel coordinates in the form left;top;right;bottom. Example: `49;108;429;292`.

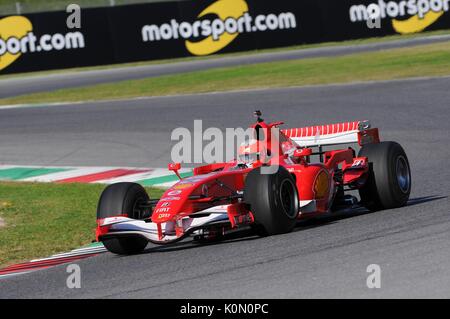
293;148;312;160
168;162;182;179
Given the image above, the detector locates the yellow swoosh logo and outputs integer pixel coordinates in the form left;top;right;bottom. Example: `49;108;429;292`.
392;11;444;34
186;0;248;56
0;16;32;71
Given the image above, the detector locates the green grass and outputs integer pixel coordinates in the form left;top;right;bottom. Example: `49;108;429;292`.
0;182;164;268
2;41;449;106
1;29;449;81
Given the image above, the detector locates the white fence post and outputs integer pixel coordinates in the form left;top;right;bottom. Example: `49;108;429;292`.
15;2;22;14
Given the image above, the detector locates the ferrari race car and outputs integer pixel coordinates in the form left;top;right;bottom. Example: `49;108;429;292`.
95;112;411;255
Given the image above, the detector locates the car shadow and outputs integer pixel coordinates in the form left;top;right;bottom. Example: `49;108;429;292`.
291;207;369;233
140;228;260;254
292;195;447;232
406;195;447;206
134;195;446;256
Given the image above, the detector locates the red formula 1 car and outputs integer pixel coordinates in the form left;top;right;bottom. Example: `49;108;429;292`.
96;112;411;255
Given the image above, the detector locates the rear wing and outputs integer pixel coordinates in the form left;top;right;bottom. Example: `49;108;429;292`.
281;120;379;147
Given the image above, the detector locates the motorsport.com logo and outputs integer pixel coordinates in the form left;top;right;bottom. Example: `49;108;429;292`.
142;12;297;43
349;0;449;22
0;31;85;57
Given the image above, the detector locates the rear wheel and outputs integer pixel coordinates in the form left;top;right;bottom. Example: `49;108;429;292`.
97;182;150;255
244;166;299;236
359;142;411;211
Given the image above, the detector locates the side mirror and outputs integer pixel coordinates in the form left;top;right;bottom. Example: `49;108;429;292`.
168;162;182;179
168;162;181;171
294;148;312;157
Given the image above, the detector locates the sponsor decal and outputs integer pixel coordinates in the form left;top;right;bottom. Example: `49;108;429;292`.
351;158;366;168
314;170;329;199
141;0;297;56
155;207;171;213
158;213;171;218
179;177;205;183
173;183;195;189
161;196;181;201
161;201;171;207
349;0;449;34
0;16;85;71
183;175;211;182
167;190;182;196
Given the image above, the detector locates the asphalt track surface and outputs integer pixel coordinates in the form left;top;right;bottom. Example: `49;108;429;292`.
1;76;450;298
1;34;450;99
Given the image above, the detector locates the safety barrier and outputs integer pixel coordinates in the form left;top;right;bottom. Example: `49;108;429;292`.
1;0;449;74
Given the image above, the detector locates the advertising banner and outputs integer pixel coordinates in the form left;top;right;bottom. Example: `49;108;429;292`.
0;0;449;74
0;8;114;74
107;0;302;62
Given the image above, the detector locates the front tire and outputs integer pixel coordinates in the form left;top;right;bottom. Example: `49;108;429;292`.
359;142;411;211
244;166;299;236
97;182;150;255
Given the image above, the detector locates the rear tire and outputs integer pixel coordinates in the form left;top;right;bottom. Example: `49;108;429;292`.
358;142;411;211
244;166;299;236
97;182;150;255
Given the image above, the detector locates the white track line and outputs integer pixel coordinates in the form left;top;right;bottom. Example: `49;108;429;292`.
0;165;18;170
30;246;106;262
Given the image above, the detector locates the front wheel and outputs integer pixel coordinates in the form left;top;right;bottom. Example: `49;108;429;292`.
97;182;150;255
359;141;411;211
244;166;299;236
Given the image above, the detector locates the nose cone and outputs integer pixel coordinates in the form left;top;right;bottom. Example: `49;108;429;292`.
151;181;197;223
152;203;173;223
